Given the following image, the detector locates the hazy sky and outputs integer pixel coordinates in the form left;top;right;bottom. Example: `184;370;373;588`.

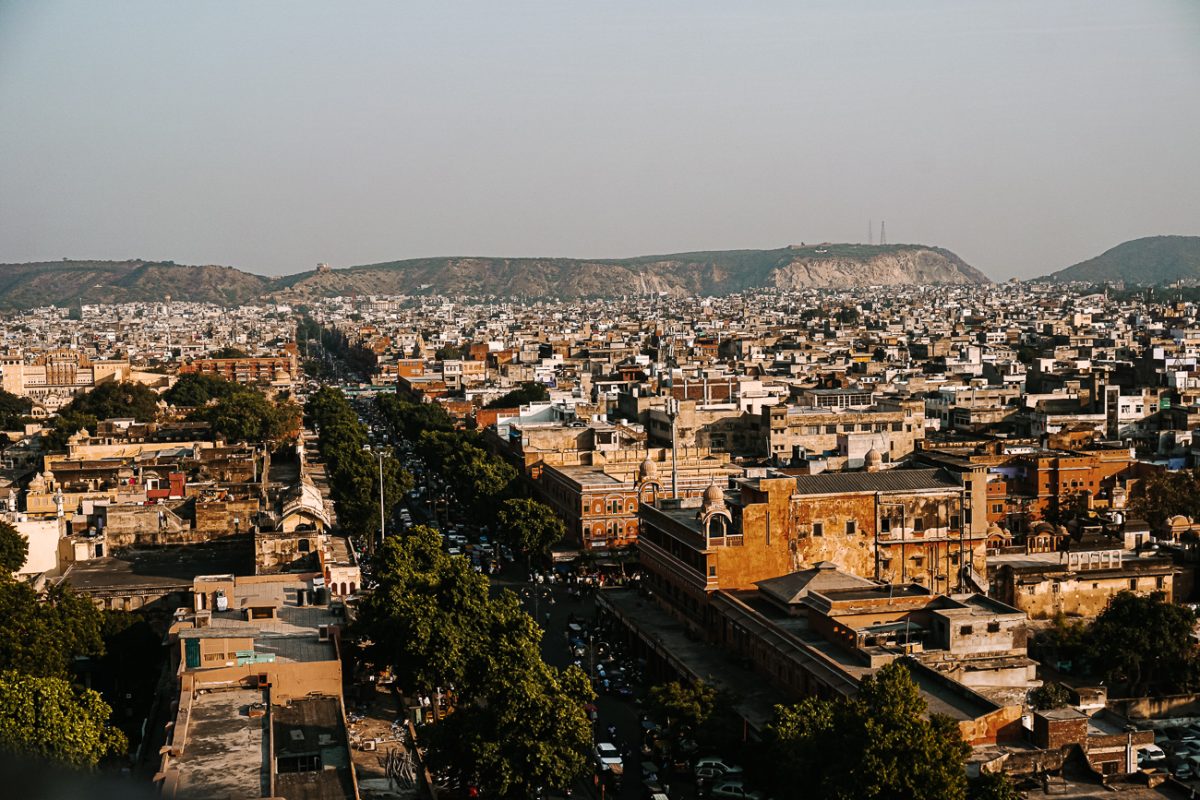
1;1;1197;280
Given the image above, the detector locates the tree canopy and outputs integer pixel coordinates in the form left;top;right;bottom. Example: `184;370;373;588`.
306;387;411;535
163;372;240;406
1128;468;1200;531
353;527;593;797
0;520;29;573
45;381;161;450
0;579;105;680
767;661;970;800
376;393;455;442
192;386;301;446
0;670;127;768
496;498;565;564
1087;590;1199;697
484;381;550;409
0;389;33;431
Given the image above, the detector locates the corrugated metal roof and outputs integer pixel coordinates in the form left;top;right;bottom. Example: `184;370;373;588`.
791;468;959;496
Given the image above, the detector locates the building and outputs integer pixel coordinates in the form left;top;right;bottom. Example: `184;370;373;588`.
155;572;358;800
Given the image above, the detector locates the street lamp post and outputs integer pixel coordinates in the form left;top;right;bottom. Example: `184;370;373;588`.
364;444;386;555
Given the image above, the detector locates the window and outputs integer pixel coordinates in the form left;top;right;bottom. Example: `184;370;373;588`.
845;520;857;535
1157;576;1166;590
880;517;891;533
812;522;823;537
708;565;717;578
913;517;925;532
960;625;973;635
949;515;960;530
1129;578;1138;590
987;621;1001;633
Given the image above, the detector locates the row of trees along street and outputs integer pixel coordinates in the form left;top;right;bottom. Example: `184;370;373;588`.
375;392;566;564
306;387;412;539
353;527;594;796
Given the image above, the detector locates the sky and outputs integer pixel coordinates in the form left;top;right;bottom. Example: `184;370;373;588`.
1;1;1197;281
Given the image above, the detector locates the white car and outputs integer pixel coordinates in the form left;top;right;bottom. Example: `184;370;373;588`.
694;757;744;780
710;781;766;800
594;742;622;771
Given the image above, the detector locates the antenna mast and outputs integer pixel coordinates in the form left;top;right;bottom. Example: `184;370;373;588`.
880;220;887;245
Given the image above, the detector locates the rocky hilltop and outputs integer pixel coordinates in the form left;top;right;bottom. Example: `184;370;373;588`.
0;244;987;308
270;244;988;302
1045;236;1200;285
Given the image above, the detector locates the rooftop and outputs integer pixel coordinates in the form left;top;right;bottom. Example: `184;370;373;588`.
172;688;267;800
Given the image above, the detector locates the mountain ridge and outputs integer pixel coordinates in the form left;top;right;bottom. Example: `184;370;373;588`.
0;244;989;308
1045;236;1200;285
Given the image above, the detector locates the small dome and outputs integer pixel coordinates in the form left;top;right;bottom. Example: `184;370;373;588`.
703;482;725;505
865;447;883;466
638;456;659;481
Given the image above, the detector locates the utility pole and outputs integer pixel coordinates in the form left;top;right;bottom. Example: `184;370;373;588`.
378;448;386;550
666;396;680;499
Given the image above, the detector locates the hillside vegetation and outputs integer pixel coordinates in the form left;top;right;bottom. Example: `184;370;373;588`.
0;244;988;308
1046;236;1200;285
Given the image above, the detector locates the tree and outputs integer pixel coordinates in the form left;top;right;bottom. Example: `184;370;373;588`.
767;661;970;800
210;346;248;359
0;670;127;768
0;520;29;573
163;373;239;406
0;579;105;680
45;381;161;450
1029;682;1072;710
376;394;454;442
1087;591;1199;696
354;527;494;691
423;593;593;798
485;381;550;409
647;679;715;738
445;442;516;522
0;389;32;431
496;499;565;564
1128;469;1200;532
352;528;593;797
194;387;300;446
968;772;1021;800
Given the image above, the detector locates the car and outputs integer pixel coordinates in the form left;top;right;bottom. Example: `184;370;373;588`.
1175;761;1195;780
709;780;766;800
694;757;744;780
1138;743;1168;768
594;742;623;771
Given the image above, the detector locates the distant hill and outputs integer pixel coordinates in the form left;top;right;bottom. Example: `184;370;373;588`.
268;244;988;301
0;244;988;308
0;260;271;309
1045;236;1200;285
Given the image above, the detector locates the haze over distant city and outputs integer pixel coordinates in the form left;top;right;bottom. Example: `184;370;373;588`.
1;0;1198;280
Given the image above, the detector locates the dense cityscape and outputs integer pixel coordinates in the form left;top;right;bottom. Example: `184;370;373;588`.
4;2;1198;799
0;277;1199;799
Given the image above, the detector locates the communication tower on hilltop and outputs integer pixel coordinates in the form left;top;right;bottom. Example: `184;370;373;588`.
880;220;887;245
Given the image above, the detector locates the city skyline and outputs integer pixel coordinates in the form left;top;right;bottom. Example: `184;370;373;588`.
2;0;1198;280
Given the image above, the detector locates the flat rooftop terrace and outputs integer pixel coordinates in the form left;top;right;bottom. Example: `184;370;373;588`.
173;688;266;800
59;540;254;593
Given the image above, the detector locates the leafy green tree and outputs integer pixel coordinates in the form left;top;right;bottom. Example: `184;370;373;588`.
423;593;593;798
647;679;715;738
484;381;550;410
163;372;239;406
0;579;104;680
968;772;1021;800
0;389;32;430
1128;468;1200;532
767;661;970;800
496;499;565;565
376;393;454;442
0;520;29;573
0;670;127;768
1029;682;1072;710
1087;591;1199;696
446;441;516;521
45;381;161;450
354;527;493;690
194;388;300;446
209;346;249;359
